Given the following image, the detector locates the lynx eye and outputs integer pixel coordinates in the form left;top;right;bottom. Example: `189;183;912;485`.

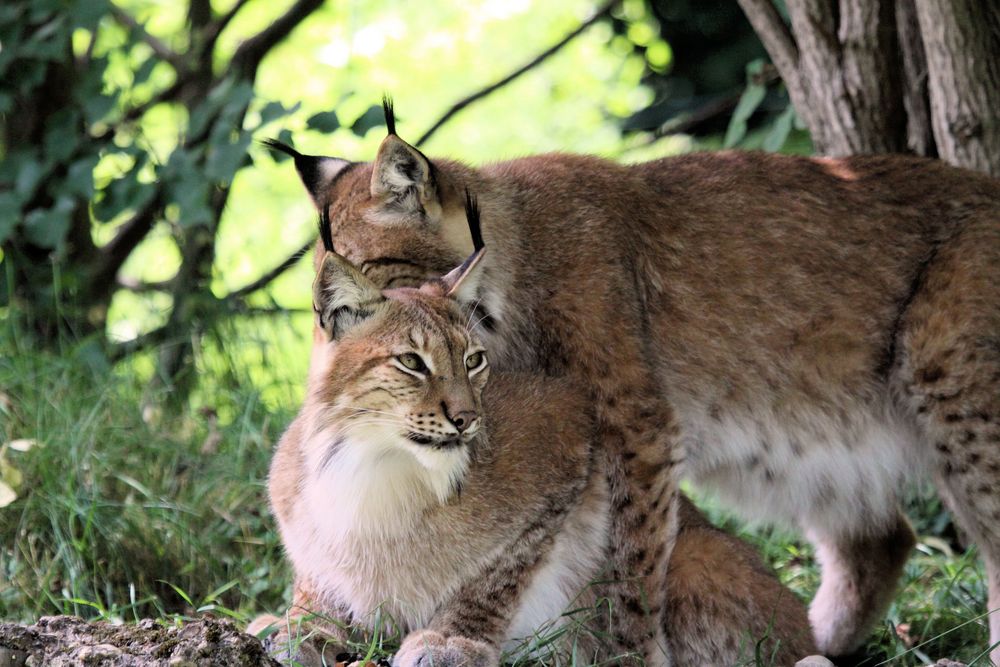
397;353;427;373
465;351;485;371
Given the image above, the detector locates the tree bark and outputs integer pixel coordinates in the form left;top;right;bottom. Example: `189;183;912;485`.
913;0;1000;176
738;0;1000;173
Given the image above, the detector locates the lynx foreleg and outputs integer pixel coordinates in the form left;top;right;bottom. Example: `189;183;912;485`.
394;485;584;667
599;385;681;667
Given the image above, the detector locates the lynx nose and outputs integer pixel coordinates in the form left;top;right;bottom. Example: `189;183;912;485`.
447;410;478;433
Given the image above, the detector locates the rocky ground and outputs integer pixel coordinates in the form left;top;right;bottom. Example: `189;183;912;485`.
0;616;280;666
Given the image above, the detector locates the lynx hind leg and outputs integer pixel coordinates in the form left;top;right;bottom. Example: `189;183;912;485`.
803;511;916;656
665;498;816;666
900;211;1000;665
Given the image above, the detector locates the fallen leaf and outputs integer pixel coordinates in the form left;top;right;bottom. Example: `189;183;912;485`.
8;438;37;452
0;480;16;508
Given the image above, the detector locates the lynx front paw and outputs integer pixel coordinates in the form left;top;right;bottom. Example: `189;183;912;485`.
392;629;498;667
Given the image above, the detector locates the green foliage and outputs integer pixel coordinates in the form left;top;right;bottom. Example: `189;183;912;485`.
0;323;294;622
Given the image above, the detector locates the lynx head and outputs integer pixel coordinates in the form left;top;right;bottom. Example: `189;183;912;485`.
264;97;479;291
305;194;488;503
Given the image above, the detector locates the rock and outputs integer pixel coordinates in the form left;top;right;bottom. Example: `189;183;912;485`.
0;615;280;666
795;657;836;667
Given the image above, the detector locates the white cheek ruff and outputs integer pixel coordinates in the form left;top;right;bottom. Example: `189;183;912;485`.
280;422;472;627
286;423;468;555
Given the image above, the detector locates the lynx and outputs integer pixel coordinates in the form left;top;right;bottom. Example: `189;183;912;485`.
250;204;816;666
266;100;1000;664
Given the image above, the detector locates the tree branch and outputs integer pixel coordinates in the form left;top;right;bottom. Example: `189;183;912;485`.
735;0;800;83
108;323;177;361
230;0;324;80
91;190;164;293
415;0;620;148
205;0;253;51
111;6;183;69
225;238;314;300
117;276;174;292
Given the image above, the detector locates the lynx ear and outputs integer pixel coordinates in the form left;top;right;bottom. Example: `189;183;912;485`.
369;118;438;217
313;253;383;340
262;139;352;209
440;192;486;302
441;247;486;303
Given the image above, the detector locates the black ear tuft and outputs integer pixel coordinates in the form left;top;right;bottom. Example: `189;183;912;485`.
261;138;302;160
318;208;334;253
464;189;484;252
382;95;396;136
263;138;352;208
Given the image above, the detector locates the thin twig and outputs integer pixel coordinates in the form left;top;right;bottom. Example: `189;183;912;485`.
226;238;314;299
415;0;620;147
230;0;324;80
91;189;165;295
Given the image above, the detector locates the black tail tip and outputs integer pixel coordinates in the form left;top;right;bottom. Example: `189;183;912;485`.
382;94;396;136
463;188;484;252
261;138;302;159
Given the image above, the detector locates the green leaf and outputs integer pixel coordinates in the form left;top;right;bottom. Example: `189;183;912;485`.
82;93;116;125
69;0;109;30
15;158;45;197
259;100;297;126
23;197;75;249
306;110;340;133
762;105;796;152
64;155;100;198
205;132;253;182
43;109;82;162
0;192;21;244
723;83;765;148
351;104;385;137
132;56;158;86
93;160;154;222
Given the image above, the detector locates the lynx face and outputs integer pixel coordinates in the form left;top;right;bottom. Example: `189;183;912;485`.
311;285;489;477
301;203;489;515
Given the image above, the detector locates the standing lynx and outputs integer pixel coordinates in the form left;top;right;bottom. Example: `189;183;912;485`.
250;211;817;666
267;102;1000;664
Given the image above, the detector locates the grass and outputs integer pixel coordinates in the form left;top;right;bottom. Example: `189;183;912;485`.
0;320;993;665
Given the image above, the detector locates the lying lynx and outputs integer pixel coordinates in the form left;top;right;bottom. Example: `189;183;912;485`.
266;100;1000;664
250;206;815;666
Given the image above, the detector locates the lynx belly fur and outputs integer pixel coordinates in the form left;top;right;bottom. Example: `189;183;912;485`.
266;101;1000;664
251;216;816;666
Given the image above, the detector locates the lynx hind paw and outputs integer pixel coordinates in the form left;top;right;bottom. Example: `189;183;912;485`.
246;614;325;667
393;629;499;667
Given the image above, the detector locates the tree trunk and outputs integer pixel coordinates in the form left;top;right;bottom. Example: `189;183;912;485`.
737;0;1000;175
913;0;1000;175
